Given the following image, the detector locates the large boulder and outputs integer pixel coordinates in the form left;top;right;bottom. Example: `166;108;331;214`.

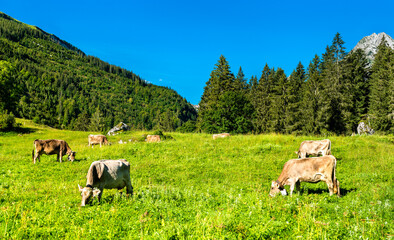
107;122;130;136
357;121;374;135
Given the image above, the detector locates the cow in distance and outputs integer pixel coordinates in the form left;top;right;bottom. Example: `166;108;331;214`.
296;139;331;158
32;139;76;164
88;134;109;147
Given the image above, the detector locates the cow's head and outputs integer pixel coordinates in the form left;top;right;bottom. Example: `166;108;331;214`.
269;181;287;197
68;151;77;162
78;184;101;206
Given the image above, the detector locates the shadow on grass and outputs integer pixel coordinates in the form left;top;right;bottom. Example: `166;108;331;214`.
303;187;357;197
0;126;37;136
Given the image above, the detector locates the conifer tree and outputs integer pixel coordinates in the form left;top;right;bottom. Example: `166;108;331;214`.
197;56;253;133
285;62;305;134
342;49;370;133
269;68;287;133
368;38;394;132
319;33;347;134
251;64;272;133
302;55;322;134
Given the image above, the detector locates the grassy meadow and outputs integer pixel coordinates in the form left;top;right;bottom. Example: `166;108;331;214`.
0;119;393;239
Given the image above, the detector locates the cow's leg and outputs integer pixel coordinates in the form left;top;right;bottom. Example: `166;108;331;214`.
325;180;334;196
296;181;301;194
33;152;39;164
126;181;134;196
59;152;63;163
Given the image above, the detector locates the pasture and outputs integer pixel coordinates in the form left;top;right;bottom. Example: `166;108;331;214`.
0;119;393;239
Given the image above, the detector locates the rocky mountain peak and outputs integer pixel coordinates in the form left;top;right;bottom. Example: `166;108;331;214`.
352;32;394;63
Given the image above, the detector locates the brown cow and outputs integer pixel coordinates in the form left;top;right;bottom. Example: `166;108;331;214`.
295;139;331;158
146;135;161;143
269;155;340;197
32;139;76;164
213;133;230;140
88;134;109;147
78;159;133;206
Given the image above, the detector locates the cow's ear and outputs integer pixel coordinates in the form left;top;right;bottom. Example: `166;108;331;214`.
96;162;104;179
92;189;101;197
78;184;83;192
294;151;298;155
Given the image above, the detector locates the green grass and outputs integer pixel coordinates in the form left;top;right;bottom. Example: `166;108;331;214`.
0;119;393;239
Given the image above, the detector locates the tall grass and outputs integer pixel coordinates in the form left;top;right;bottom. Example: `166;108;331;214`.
0;119;393;239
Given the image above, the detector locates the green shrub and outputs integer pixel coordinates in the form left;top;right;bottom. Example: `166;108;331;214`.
0;110;16;131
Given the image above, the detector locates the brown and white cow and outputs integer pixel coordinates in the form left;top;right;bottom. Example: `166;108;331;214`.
269;155;340;197
78;159;133;206
213;133;230;140
88;134;109;147
146;135;161;143
32;139;76;164
295;139;331;158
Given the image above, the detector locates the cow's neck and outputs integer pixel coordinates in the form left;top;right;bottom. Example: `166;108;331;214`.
276;177;286;188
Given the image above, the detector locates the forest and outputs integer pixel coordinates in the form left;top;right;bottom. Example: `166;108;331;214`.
198;33;394;135
0;11;393;135
0;12;197;132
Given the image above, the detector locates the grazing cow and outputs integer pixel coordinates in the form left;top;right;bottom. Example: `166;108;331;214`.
146;135;161;143
295;139;331;158
213;133;230;140
269;155;340;197
88;134;109;147
78;159;133;206
32;139;76;164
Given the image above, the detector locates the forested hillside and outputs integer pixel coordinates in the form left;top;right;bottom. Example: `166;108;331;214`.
0;12;197;131
198;33;394;135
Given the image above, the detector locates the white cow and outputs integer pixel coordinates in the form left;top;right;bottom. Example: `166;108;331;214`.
78;159;133;206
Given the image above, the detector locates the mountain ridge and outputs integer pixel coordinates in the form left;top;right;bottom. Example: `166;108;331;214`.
0;12;197;131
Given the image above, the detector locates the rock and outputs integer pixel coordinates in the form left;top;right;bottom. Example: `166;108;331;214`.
107;122;130;136
146;135;161;143
357;122;374;135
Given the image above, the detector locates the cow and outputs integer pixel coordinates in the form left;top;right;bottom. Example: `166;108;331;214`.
295;139;331;158
78;159;133;206
269;155;340;197
32;139;76;164
146;135;161;143
88;134;109;147
213;133;230;140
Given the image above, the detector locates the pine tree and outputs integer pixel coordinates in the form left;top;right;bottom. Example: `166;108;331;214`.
368;37;394;133
197;55;252;133
285;62;305;134
302;55;323;134
319;33;347;134
342;49;370;133
251;64;272;133
269;68;287;133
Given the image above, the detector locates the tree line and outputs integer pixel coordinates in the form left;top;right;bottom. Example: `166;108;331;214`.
197;33;394;135
0;12;197;132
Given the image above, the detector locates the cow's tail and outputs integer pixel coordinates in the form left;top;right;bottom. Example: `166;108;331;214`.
333;156;340;197
32;149;34;162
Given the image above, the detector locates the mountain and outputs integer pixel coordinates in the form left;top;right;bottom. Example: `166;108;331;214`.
0;12;197;131
351;32;394;63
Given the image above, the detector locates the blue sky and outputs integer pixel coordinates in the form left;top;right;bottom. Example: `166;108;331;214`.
2;0;393;105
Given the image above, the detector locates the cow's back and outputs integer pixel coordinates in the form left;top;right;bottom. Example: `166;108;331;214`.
92;160;131;189
284;155;336;180
34;139;63;154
